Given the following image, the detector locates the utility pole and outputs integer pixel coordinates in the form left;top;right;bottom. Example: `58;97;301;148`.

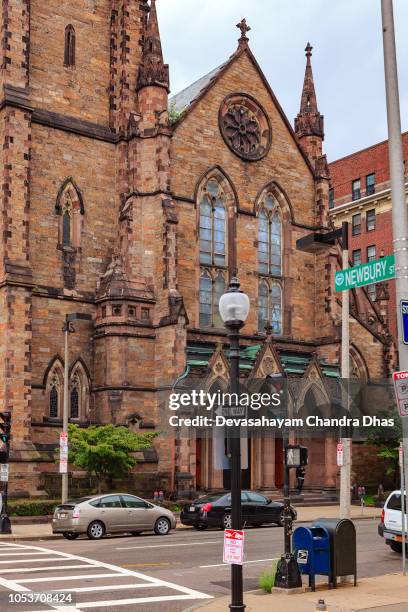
381;0;408;522
62;315;71;504
340;222;351;519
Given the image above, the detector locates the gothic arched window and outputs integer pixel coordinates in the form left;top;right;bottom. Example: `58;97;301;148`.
70;386;79;419
258;195;282;276
49;387;58;419
69;363;90;421
63;210;71;246
46;361;64;419
64;25;76;68
258;281;282;335
199;179;226;267
199;269;226;328
56;178;84;249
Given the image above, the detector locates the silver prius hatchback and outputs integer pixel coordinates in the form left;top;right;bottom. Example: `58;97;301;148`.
52;493;177;540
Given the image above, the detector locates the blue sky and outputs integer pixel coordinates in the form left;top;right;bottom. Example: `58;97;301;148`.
158;0;408;162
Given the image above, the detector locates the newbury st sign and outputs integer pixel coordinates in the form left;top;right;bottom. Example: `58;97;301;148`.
335;255;395;292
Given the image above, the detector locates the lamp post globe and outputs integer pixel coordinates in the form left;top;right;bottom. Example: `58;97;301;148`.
219;276;250;326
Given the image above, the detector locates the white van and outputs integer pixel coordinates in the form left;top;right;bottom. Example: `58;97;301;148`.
378;490;407;552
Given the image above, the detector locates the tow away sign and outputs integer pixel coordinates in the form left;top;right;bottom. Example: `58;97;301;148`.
223;529;244;565
337;442;344;467
393;371;408;417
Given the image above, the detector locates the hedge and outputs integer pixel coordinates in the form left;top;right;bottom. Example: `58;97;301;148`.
7;500;59;517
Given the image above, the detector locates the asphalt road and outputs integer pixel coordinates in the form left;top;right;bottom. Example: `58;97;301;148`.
0;519;403;612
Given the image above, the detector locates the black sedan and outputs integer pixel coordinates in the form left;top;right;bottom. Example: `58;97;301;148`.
180;490;297;530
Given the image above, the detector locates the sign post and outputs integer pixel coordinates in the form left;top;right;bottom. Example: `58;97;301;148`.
399;442;406;576
223;529;244;565
335;255;395;292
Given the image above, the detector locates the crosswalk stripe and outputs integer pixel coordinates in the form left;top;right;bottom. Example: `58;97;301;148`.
54;583;157;593
0;551;54;556
0;564;95;574
0;541;213;608
20;573;121;583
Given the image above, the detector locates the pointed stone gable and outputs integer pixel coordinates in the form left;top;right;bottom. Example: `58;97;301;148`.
249;340;284;380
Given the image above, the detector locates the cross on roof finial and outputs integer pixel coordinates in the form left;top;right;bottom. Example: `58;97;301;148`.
305;42;313;60
237;18;251;44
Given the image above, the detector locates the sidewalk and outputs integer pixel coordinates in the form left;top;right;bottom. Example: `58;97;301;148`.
195;574;408;611
0;505;381;541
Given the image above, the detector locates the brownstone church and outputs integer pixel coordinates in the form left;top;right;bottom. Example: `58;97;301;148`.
0;0;395;498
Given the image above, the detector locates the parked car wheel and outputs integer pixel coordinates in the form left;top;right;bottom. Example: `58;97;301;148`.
63;532;79;540
193;524;208;531
87;520;105;540
222;513;232;530
390;541;403;553
154;517;171;536
131;531;142;536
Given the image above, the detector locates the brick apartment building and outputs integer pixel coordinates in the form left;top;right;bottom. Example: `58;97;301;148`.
0;1;396;498
329;133;408;340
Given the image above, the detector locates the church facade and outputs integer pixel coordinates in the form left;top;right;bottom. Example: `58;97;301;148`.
0;0;395;497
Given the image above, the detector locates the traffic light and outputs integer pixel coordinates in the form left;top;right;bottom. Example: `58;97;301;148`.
0;412;11;463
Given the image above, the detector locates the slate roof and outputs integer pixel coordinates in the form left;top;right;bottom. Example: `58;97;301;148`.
169;63;226;114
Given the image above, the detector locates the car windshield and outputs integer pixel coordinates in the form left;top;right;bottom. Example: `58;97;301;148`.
195;493;224;504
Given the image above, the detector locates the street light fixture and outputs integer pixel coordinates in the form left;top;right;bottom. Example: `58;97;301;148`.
61;312;92;504
219;276;249;612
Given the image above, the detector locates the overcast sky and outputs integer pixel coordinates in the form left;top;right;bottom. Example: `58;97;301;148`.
157;0;408;162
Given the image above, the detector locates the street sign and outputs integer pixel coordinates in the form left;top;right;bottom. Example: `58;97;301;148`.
393;371;408;417
0;464;9;482
337;442;344;467
223;529;244;565
401;301;408;344
334;255;395;292
59;432;68;474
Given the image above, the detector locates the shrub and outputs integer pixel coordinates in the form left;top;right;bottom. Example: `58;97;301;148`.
8;499;60;517
259;558;279;593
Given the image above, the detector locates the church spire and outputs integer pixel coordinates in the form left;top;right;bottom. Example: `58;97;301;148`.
294;43;324;161
137;0;169;92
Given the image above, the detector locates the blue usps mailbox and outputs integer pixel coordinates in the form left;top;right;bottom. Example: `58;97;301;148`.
293;525;332;590
401;300;408;344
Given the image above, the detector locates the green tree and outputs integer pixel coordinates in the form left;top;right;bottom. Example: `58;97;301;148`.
65;424;158;494
366;408;402;489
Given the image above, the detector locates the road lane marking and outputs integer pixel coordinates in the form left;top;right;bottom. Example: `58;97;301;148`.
200;557;279;568
116;541;219;550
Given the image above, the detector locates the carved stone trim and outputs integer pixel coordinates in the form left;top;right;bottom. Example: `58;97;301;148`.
219;93;272;161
